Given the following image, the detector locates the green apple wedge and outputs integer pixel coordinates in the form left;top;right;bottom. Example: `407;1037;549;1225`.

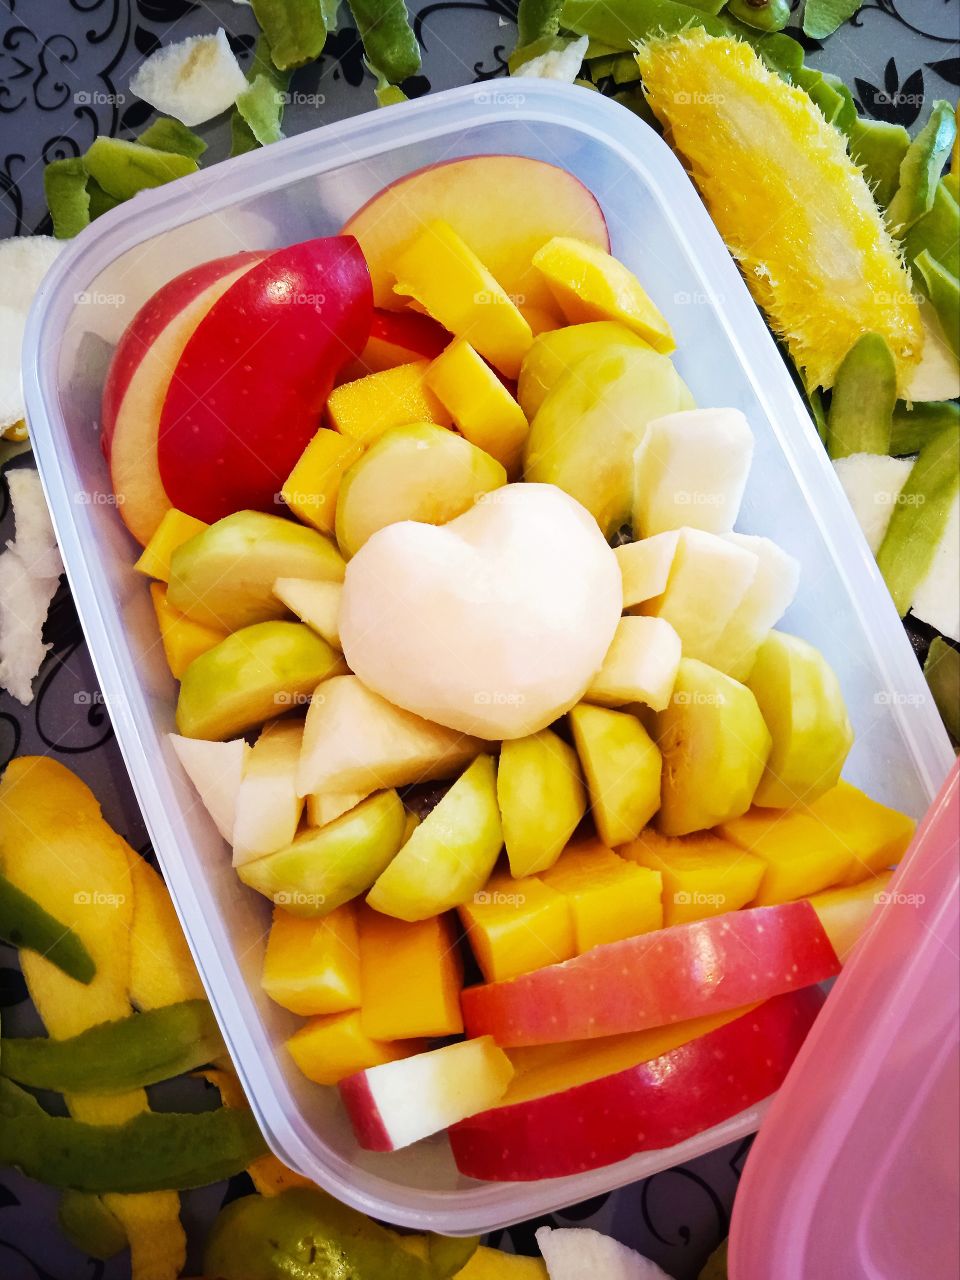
335;422;506;559
366;755;503;921
747;631;854;807
655;658;772;836
176;621;345;741
497;727;587;877
568;703;662;847
168;510;345;631
238;790;405;917
523;345;694;537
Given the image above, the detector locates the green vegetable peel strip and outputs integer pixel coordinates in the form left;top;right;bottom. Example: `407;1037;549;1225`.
0;871;95;983
137;118;207;161
887;101;957;234
924;638;960;742
43;158;91;240
251;0;329;70
826;333;897;459
891;402;960;457
517;0;564;47
348;0;420;86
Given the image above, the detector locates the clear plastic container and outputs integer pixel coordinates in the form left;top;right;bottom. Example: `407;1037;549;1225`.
22;82;955;1234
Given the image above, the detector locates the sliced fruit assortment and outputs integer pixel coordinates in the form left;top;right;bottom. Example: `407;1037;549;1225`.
105;154;919;1181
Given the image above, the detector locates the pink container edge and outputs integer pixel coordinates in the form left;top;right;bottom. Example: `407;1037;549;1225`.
730;762;960;1280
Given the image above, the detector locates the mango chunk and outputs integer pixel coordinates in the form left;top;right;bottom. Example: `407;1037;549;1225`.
326;360;450;445
457;1247;548;1278
425;340;529;474
806;780;916;886
458;871;575;982
358;908;463;1040
286;1010;424;1086
393;221;533;379
719;807;853;904
540;838;663;952
531;236;675;354
149;582;226;679
135;508;207;582
620;826;765;926
262;904;361;1016
281;428;364;535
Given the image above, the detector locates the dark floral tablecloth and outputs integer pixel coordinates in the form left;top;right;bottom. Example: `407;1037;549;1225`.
0;1;957;1276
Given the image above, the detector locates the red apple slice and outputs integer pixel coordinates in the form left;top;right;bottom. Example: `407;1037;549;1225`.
104;251;264;545
341;155;609;319
157;235;372;524
340;307;452;381
449;987;824;1180
461;900;840;1047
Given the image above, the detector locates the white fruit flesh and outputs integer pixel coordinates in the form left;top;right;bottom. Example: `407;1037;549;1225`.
586;615;682;711
910;493;960;641
632;407;754;537
232;719;304;866
833;453;915;554
305;790;370;827
169;734;247;842
710;532;801;680
273;577;343;650
130;29;247;126
0;237;62;430
901;298;960;402
616;532;680;609
536;1226;671;1279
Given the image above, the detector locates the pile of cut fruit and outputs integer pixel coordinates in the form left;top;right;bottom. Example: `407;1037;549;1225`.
102;154;916;1181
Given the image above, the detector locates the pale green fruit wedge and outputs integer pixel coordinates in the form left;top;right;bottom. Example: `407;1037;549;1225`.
169;510;344;631
335;423;506;558
655;657;772;836
497;728;587;877
367;755;503;921
273;577;343;650
175;621;344;741
569;703;662;846
523;345;694;537
517;321;652;420
232;719;304;867
237;790;405;917
747;631;854;807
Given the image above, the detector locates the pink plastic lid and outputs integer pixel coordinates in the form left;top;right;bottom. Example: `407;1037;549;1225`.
731;761;959;1280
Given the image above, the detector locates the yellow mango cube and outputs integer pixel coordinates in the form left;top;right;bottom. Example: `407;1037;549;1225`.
531;237;675;354
134;508;207;582
326;360;451;446
359;908;463;1040
261;903;361;1016
458;1248;548;1279
458;871;575;982
286;1010;424;1085
149;582;226;679
281;428;364;534
540;838;663;952
620;826;765;926
719;807;853;905
806;780;916;886
425;340;529;475
393;221;533;378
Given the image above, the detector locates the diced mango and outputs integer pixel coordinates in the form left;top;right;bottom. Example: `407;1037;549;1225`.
281;428;364;534
326;360;451;446
457;1247;548;1278
149;582;226;679
620;826;765;926
262;903;361;1016
393;221;533;379
458;871;575;982
805;780;916;886
134;508;207;582
719;807;853;905
286;1010;424;1085
359;908;463;1040
425;340;529;475
540;838;663;952
531;236;675;354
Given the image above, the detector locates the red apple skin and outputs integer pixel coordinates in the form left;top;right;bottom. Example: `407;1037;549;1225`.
157;235;373;524
338;1071;397;1152
101;251;263;462
369;308;449;358
449;988;825;1181
461;901;840;1047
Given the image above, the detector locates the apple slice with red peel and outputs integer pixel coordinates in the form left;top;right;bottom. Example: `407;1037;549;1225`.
461;899;840;1047
449;988;824;1180
104;251;264;545
157;235;372;524
340;308;452;382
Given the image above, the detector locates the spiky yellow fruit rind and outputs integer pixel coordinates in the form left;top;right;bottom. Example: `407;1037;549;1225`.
635;30;922;391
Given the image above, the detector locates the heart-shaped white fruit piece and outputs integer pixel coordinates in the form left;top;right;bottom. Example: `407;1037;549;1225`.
339;483;623;739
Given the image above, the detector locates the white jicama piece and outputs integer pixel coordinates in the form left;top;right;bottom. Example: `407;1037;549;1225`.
274;577;342;650
0;236;63;431
615;531;680;609
232;719;305;866
0;468;63;705
911;494;960;641
536;1226;672;1279
130;29;248;126
901;298;960;403
711;532;801;680
587;615;681;711
513;35;589;81
169;734;247;842
632;407;754;537
833;453;915;554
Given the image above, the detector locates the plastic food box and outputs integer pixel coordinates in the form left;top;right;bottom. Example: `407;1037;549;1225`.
23;83;955;1234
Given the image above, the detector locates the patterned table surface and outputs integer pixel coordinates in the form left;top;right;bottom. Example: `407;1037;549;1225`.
0;2;957;1276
